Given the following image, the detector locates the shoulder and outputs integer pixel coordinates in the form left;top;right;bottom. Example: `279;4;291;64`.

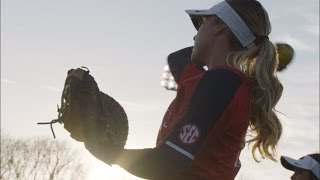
205;66;246;81
200;66;248;88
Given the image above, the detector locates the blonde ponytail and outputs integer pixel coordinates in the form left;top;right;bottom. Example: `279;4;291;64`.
226;0;283;161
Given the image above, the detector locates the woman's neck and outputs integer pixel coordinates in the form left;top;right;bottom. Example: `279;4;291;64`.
206;50;229;69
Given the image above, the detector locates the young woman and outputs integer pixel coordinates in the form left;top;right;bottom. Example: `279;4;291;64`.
84;0;283;179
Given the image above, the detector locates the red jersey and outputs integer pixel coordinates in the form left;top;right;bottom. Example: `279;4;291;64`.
156;64;251;179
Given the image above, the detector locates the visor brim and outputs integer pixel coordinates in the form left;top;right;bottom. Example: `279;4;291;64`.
185;9;214;16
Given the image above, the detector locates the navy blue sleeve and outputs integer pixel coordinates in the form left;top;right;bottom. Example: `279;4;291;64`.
120;69;245;180
161;69;243;160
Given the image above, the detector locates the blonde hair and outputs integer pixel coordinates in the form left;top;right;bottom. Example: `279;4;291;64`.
225;0;283;161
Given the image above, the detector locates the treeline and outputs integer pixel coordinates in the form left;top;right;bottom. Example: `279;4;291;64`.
1;135;87;180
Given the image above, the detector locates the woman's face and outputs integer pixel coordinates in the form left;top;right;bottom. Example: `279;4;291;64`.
191;16;219;66
291;168;313;180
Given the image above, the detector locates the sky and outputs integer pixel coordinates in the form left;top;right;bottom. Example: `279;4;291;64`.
1;0;319;179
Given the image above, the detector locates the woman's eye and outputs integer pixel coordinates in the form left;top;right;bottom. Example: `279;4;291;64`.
200;16;206;25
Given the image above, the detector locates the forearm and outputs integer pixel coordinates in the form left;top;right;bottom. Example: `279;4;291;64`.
85;137;190;178
115;148;158;179
113;148;190;179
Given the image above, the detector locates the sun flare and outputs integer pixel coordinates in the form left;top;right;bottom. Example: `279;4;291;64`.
90;162;141;180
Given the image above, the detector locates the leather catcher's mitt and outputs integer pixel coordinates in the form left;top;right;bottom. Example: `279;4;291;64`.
38;67;128;147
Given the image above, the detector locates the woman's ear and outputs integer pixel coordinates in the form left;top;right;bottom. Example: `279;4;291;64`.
213;23;228;35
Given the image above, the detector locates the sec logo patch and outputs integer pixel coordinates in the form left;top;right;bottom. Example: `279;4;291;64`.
179;124;200;145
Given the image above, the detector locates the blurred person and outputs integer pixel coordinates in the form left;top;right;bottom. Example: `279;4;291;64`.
281;153;320;180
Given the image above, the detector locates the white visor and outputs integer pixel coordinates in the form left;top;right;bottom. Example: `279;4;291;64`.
281;155;320;179
185;1;256;48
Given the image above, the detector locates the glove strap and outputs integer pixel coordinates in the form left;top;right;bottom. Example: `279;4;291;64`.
37;119;60;138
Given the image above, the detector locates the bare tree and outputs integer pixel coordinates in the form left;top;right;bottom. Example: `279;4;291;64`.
1;135;87;180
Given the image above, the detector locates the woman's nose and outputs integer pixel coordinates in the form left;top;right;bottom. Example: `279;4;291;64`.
193;35;197;41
